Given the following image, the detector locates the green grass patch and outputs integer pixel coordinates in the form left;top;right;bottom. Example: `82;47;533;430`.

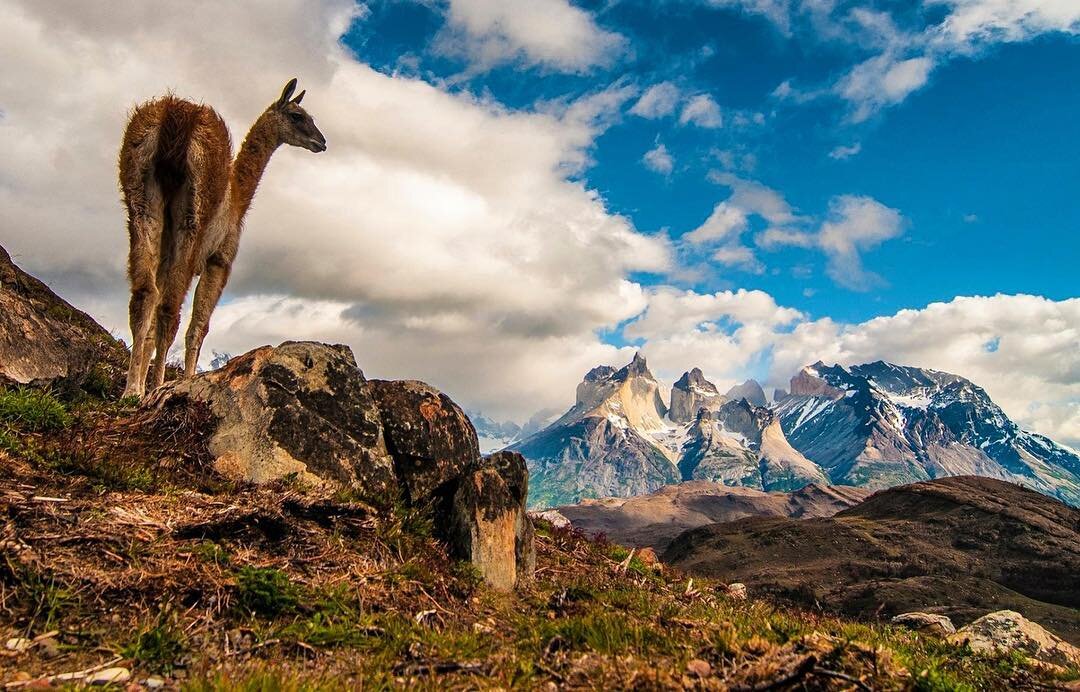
122;612;187;673
0;387;70;432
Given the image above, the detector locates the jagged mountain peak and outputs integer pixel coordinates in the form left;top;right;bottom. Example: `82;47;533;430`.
670;367;723;423
724;379;767;407
615;351;654;381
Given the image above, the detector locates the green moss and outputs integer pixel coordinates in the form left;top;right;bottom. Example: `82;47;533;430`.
235;567;300;618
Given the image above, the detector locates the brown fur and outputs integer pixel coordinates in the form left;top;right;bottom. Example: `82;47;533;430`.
119;80;326;397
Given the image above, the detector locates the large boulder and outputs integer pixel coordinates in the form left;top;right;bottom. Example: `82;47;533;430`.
449;451;535;591
0;244;127;387
366;379;479;505
949;610;1080;670
145;341;397;494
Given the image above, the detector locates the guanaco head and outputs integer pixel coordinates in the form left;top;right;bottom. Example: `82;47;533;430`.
269;78;327;153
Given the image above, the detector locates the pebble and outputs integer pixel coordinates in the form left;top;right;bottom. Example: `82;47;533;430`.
86;667;132;686
144;675;166;689
727;583;748;600
4;637;31;652
686;658;712;677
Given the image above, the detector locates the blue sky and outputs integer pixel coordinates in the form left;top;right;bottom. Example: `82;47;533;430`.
349;0;1079;324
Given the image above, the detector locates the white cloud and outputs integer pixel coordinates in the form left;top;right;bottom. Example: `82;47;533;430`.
679;94;723;128
929;0;1080;49
838;54;933;122
438;0;625;72
685;202;748;244
630;82;681;118
628;289;1080;449
817;195;905;289
828;142;862;160
642;142;675;175
0;0;669;423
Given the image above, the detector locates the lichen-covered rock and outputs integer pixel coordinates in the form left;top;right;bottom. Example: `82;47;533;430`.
949;610;1080;670
0;243;127;387
449;452;535;591
145;341;396;494
367;379;479;504
892;612;955;636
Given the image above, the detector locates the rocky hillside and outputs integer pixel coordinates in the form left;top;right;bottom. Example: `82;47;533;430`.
554;480;870;551
0;246;1076;688
664;476;1080;644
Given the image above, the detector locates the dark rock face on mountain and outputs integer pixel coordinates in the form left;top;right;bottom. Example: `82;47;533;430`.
724;379;767;407
774;361;1080;505
669;368;723;423
146;341;532;590
680;400;828;492
664;476;1080;642
0;244;127;389
557;480;869;551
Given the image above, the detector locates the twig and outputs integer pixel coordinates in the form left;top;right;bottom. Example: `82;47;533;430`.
29;496;69;503
812;667;872;691
729;655;817;692
4;655;122;688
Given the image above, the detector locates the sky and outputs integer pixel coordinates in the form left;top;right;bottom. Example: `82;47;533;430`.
1;0;1078;446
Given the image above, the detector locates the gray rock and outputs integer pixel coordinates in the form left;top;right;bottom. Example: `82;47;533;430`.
368;379;479;504
146;341;397;495
892;612;955;636
949;610;1080;670
449;452;535;591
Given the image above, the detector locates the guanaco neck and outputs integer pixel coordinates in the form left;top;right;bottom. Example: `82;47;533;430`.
229;110;281;224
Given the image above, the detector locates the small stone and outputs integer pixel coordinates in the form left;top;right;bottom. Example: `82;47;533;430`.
686;658;712;677
86;667;131;686
144;675;166;689
637;547;661;569
35;637;61;659
892;612;956;636
5;637;31;652
726;583;747;600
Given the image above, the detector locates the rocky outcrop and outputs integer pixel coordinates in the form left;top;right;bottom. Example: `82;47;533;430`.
0;244;127;389
450;451;536;590
949;611;1080;670
367;379;479;504
146;341;533;590
146;341;398;493
787;364;845;399
892;612;955;636
669;368;723;423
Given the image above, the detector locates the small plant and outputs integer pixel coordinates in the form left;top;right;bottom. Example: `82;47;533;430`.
122;612;187;673
0;387;71;432
190;540;231;566
235;567;299;618
17;569;72;632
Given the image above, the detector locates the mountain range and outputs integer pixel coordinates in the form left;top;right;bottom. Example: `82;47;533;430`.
510;354;1080;508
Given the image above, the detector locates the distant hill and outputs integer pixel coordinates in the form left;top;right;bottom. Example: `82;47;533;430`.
663;476;1080;643
555;480;870;551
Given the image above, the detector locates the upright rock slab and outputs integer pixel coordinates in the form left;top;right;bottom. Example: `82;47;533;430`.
146;341;397;495
449;451;536;591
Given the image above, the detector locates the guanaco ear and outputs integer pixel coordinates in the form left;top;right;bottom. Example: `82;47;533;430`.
278;78;298;106
291;90;306;105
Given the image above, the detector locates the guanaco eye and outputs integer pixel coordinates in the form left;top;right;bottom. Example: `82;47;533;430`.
288;112;304;123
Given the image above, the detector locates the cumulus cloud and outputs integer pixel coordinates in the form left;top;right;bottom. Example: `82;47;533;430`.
0;0;669;422
630;82;681;118
628;289;1080;449
817;195;905;288
642;142;675;175
438;0;625;72
679;94;723;128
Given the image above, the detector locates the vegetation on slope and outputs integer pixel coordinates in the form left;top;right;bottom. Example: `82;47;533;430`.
1;387;1076;690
